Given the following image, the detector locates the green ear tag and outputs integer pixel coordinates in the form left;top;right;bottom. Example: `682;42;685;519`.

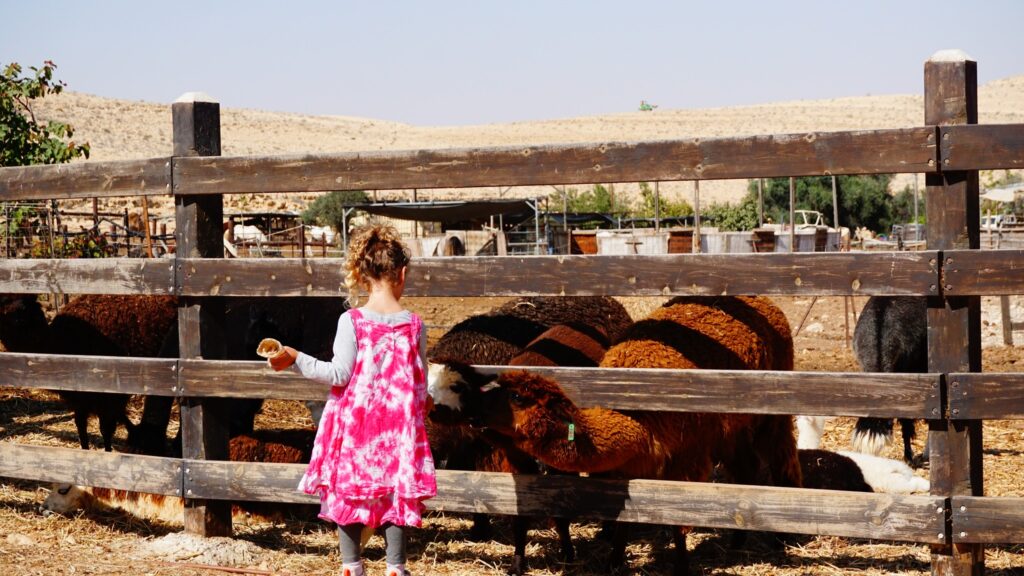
567;422;575;442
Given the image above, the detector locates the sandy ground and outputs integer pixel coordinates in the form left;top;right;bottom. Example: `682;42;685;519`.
2;295;1024;575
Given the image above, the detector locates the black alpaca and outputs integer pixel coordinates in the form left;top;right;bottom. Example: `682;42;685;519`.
852;296;927;465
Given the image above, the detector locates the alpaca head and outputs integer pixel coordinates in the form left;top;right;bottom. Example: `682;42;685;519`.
477;370;580;443
427;359;496;425
0;294;47;352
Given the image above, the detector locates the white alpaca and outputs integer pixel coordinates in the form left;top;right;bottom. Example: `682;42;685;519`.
836;450;930;494
796;415;830;449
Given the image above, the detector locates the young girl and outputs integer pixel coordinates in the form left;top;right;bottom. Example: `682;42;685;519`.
269;223;436;576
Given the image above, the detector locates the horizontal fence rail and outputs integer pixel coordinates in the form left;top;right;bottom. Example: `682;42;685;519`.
174;252;940;298
0;443;182;496
952;496;1024;543
0;353;176;395
941;125;1024;171
0;353;940;418
943;250;1024;296
0;258;176;296
0;158;171;201
0;442;944;544
178;362;942;418
0;125;1019;202
170;127;939;195
0;253;939;298
947;373;1024;419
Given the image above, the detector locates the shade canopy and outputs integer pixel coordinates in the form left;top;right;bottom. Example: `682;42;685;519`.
354;200;535;225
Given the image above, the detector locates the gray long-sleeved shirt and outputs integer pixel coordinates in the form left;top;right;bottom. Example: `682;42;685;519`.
293;308;428;387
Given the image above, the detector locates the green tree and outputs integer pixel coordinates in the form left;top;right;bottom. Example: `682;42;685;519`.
551;184;618;214
745;175;894;232
703;201;759;231
633;182;694;218
1;61;90;166
300;190;371;232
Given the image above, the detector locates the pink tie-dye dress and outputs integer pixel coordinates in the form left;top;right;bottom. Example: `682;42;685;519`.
298;309;436;527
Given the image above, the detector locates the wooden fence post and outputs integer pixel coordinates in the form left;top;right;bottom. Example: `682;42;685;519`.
172;92;232;537
924;50;984;576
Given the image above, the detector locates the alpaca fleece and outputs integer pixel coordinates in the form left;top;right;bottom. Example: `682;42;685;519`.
453;295;801;576
0;294;177;451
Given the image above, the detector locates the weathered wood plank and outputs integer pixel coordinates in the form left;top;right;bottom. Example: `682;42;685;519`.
0;158;171;201
0;258;176;295
952;496;1024;543
177;251;939;298
0;352;177;395
180;361;939;418
182;463;944;543
0;443;181;495
173;93;233;538
942;124;1024;171
171;127;937;195
943;249;1024;296
947;373;1024;419
925;51;985;576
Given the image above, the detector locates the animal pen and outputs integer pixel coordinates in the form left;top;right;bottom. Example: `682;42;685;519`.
1;53;1023;575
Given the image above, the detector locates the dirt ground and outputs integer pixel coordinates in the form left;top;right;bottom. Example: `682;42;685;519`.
2;295;1024;575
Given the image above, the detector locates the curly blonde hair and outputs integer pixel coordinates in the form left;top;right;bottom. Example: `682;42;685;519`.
343;223;411;305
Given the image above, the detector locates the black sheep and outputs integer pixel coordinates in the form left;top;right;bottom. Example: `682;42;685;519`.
851;296;927;465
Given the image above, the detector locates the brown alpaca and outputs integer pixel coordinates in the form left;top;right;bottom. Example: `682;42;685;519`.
433;296;802;576
423;297;622;569
0;294;178;452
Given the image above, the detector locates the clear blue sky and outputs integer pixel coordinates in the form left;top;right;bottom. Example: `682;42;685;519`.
3;0;1022;126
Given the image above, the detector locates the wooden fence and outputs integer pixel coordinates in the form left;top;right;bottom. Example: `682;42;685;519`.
2;53;1024;574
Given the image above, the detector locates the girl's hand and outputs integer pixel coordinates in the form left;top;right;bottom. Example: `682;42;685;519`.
269;346;298;371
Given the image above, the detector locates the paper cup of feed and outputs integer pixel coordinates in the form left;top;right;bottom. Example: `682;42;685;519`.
256;337;285;361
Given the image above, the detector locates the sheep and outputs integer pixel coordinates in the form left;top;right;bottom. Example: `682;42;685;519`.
798;449;873;493
431;295;802;576
427;296;630;575
795;419;930;494
429;296;632;366
851;296;927;465
0;293;177;452
128;296;349;457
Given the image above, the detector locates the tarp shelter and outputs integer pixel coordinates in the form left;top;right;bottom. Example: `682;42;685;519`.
352;200;537;229
981;184;1024;203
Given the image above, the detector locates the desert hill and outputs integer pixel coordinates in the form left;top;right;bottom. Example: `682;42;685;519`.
28;74;1024;216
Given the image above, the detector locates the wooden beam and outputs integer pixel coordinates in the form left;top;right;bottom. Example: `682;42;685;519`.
0;443;181;496
924;49;985;576
942;249;1024;296
173;92;232;538
180;360;940;419
941;124;1024;171
181;463;945;543
175;251;940;298
170;127;937;195
0;258;175;295
0;158;171;201
947;373;1024;419
951;496;1024;543
0;353;176;395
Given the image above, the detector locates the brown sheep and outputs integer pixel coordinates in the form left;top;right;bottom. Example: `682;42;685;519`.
427;297;629;575
431;296;801;576
0;294;177;452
